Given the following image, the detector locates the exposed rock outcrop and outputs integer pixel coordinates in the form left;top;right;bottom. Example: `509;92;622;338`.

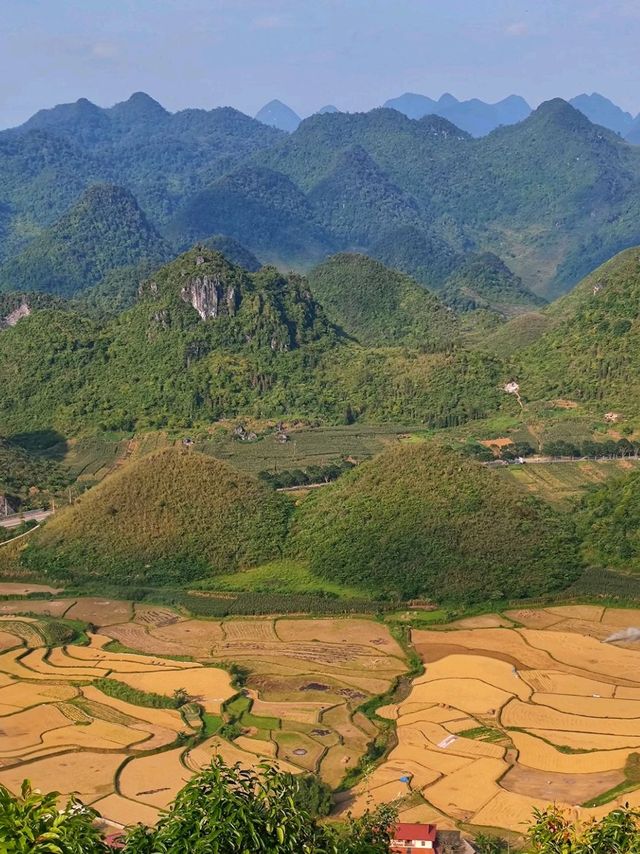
0;300;31;330
180;274;239;320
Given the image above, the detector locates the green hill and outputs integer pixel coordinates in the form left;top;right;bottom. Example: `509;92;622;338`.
307;145;422;246
201;235;261;272
515;247;640;409
167;166;335;266
22;447;293;585
261;101;640;296
579;468;640;572
368;225;461;289
0;244;507;434
441;253;546;317
0;185;169;296
291;443;580;602
307;253;458;347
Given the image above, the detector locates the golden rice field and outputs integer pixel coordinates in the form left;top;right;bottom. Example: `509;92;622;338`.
342;606;640;836
0;596;407;833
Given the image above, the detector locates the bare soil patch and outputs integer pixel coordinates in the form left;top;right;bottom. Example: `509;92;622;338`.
501;764;623;803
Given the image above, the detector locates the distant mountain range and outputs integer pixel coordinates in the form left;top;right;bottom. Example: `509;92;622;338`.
3;91;640;305
252;91;639;139
383;92;532;136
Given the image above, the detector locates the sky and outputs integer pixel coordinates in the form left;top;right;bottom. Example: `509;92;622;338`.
1;0;639;128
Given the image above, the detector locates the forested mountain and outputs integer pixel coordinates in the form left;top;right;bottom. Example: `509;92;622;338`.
0;129;108;260
627;116;640;145
307;145;422;245
3;93;640;310
167;166;336;265
441;253;546;316
306;253;458;347
259;100;640;297
0;246;507;434
513;247;640;409
0;93;283;256
0;185;169;296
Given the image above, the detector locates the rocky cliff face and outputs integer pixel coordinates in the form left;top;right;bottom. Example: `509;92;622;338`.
180;268;239;320
0;300;31;331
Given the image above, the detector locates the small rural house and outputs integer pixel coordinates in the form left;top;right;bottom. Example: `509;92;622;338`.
390;822;437;851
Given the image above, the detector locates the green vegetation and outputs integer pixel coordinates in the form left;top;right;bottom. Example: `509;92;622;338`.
458;726;506;744
223;693;280;733
202;235;261;271
473;834;509;854
441;252;546;317
121;759;396;853
0;94;283;262
306;253;458;348
291;443;581;602
94;677;189;710
204;559;368;598
0;780;108;853
500;460;640;510
167;165;335;265
21;447;292;585
258;458;355;490
0;761;394;852
279;772;333;818
0;247;507;435
0;185;169;297
261;101;640;297
307;146;422;248
582;753;640;807
515;248;640;409
0;435;68;507
529;803;640;851
579;468;640;571
5;94;640;300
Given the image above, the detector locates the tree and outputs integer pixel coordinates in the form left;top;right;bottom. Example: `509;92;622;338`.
172;687;191;707
474;833;509;853
122;759;395;853
528;804;640;853
0;780;108;853
280;772;333;817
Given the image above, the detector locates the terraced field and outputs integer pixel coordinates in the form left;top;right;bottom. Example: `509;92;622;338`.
499;459;640;508
0;596;407;833
343;607;640;836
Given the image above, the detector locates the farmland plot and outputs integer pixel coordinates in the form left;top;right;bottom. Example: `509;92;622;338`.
0;598;407;828
362;610;640;833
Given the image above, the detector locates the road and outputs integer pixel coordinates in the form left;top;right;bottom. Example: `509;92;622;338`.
0;509;53;529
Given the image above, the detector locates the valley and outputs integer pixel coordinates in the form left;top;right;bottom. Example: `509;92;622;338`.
4;65;640;850
2;591;640;842
0;593;407;835
343;607;640;840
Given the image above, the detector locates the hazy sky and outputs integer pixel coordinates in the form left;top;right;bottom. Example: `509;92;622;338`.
1;0;639;128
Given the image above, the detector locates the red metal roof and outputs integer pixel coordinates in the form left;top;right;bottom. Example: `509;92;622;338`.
393;822;437;841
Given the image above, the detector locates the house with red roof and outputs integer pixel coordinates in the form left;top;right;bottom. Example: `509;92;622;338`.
390;822;438;851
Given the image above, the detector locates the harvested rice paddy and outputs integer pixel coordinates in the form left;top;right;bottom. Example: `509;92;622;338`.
0;597;407;830
346;605;640;835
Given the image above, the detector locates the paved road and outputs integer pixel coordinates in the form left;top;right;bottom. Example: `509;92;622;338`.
0;509;53;529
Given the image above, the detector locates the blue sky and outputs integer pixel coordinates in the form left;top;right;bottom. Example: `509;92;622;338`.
1;0;639;127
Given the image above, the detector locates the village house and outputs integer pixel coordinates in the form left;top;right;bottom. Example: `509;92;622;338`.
390;822;437;851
